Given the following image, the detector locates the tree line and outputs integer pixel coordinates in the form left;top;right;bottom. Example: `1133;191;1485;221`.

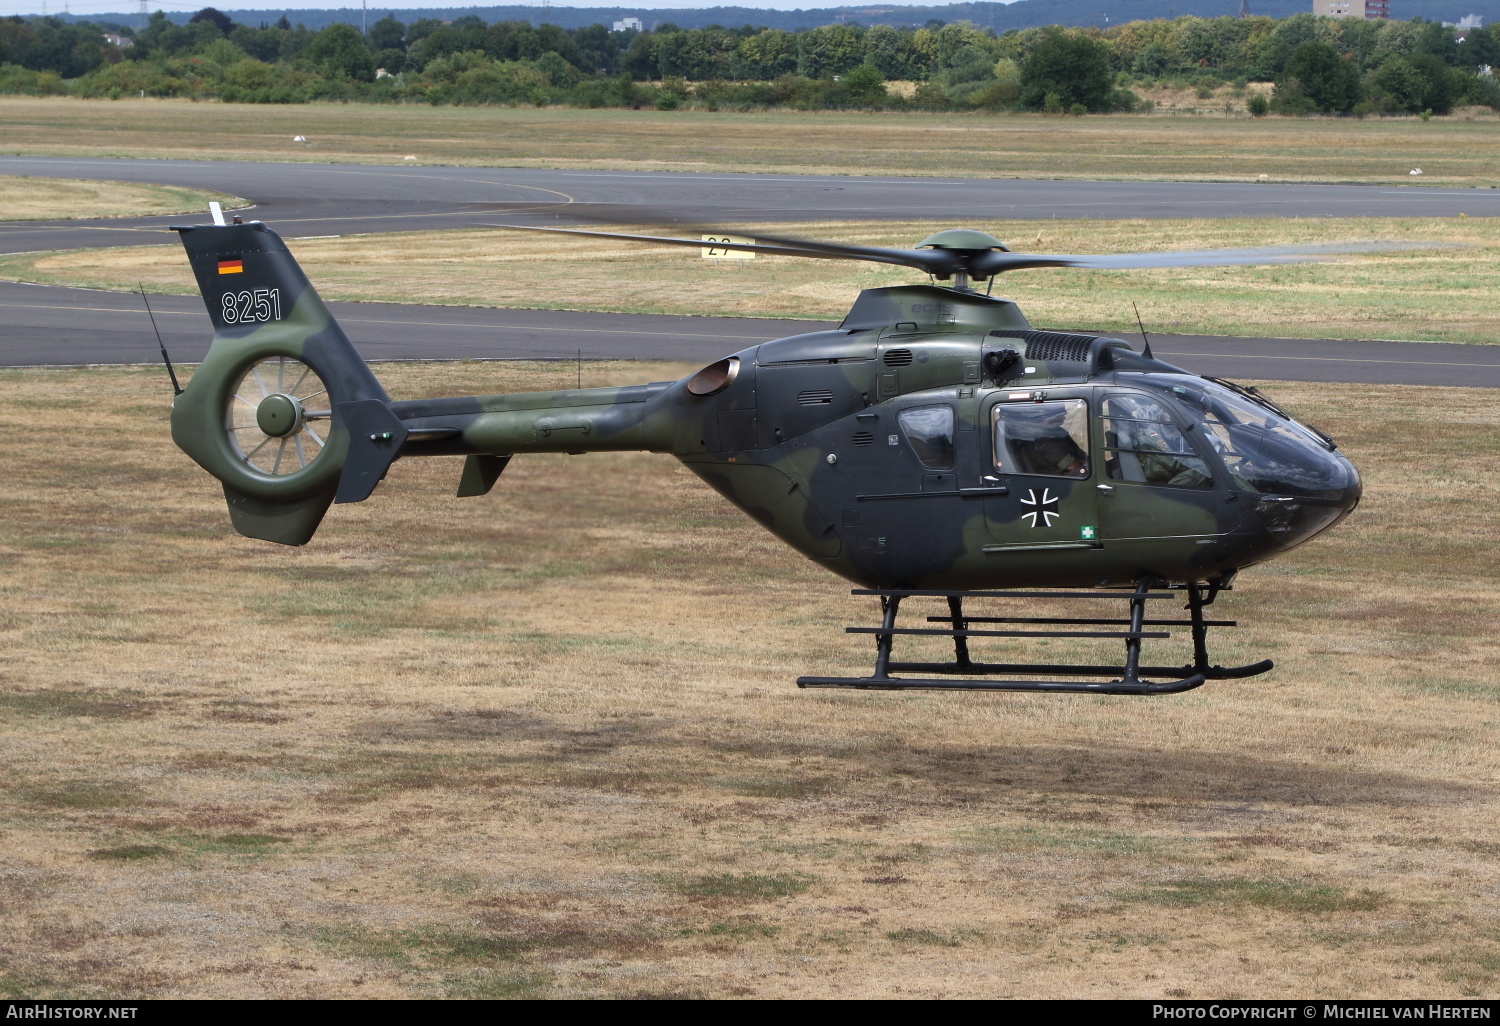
1;9;1497;115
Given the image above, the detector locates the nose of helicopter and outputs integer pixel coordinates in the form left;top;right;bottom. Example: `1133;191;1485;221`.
1323;453;1363;527
1251;451;1362;552
1340;457;1363;510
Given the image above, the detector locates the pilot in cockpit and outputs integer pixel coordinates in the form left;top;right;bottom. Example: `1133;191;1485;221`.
1012;405;1089;477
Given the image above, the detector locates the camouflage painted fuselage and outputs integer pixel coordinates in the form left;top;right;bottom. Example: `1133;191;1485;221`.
169;221;1360;591
391;287;1359;589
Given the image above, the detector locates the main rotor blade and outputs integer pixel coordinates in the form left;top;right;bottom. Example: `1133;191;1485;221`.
974;240;1436;275
531;205;983;274
479;223;959;274
708;225;968;273
483;223;1437;280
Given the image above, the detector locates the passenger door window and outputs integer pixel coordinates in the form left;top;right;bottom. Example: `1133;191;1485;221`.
898;405;955;470
992;399;1090;479
1101;394;1213;489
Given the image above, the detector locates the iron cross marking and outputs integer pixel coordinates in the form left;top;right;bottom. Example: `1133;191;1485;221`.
1021;487;1060;528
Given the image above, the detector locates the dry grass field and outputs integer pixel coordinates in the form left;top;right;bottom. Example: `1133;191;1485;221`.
1132;80;1275;115
2;97;1499;186
4;216;1494;343
0;175;243;222
1;361;1497;999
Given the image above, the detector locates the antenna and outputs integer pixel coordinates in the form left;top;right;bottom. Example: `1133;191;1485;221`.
1131;301;1155;361
209;201;225;226
141;284;182;396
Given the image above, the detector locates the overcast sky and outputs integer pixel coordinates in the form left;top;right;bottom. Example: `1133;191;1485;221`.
3;0;887;16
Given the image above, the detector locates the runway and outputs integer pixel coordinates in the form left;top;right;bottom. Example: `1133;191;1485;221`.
3;155;1497;257
7;280;1496;387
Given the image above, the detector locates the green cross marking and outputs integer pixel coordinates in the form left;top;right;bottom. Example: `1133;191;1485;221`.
1080;525;1096;540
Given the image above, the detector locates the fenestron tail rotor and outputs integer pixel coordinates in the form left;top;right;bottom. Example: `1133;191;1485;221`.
225;356;332;477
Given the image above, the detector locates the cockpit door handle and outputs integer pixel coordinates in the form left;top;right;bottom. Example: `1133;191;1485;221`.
1097;484;1115;493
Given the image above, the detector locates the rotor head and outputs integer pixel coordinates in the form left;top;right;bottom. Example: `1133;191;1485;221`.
917;229;1010;253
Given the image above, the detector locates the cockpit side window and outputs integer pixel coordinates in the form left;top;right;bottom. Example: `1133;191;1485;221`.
993;399;1090;479
1102;393;1213;489
897;405;955;470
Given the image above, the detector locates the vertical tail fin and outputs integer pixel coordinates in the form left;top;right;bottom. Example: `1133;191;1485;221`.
169;220;389;545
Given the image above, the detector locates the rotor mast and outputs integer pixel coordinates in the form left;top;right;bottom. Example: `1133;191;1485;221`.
915;229;1008;294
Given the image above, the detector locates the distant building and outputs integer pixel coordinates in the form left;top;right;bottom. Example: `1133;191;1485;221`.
1318;0;1389;17
101;32;130;46
611;17;643;32
1443;13;1483;27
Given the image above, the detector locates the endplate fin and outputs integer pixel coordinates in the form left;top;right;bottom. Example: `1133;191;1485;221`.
334;400;407;504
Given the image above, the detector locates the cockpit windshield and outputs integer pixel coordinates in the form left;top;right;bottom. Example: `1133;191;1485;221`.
1121;375;1356;500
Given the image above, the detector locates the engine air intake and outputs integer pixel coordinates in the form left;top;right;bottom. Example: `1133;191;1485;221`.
989;330;1097;364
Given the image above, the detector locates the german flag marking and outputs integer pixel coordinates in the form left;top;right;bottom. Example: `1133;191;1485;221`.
217;259;243;275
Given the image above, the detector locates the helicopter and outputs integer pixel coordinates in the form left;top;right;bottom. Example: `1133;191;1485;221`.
164;211;1365;697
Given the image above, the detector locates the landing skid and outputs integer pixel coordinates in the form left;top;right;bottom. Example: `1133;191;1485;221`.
797;578;1273;695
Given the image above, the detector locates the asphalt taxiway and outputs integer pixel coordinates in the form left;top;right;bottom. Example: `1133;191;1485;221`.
3;158;1494;384
2;155;1497;257
7;280;1496;387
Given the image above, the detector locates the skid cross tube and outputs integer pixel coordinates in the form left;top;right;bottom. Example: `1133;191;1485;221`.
796;580;1272;694
947;595;972;669
872;594;901;680
1123;578;1150;683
